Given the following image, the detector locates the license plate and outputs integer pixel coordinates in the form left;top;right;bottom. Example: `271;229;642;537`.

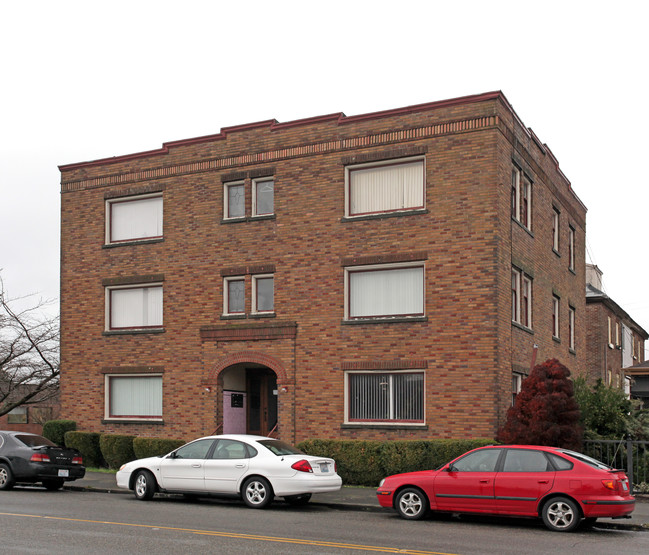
58;469;69;477
622;481;628;491
319;463;329;473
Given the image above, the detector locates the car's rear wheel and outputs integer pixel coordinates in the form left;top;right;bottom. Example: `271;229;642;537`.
0;463;15;490
242;476;273;509
395;487;428;520
541;497;580;532
42;478;65;491
284;493;312;506
133;470;157;500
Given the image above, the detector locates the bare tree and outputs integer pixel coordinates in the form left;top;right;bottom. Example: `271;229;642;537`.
0;274;59;417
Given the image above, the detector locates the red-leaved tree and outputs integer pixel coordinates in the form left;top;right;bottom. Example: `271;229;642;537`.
498;358;582;450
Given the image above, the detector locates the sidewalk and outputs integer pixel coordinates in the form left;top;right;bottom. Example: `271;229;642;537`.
66;471;649;531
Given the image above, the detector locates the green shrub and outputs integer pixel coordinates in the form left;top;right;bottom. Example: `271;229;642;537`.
100;434;136;469
42;420;77;447
65;431;105;468
133;437;185;459
298;438;495;486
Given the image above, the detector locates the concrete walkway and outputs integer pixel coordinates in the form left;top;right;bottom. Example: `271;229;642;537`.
65;471;649;531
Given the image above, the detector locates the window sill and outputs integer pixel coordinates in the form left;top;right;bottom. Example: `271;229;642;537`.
102;418;164;424
512;217;534;238
103;238;164;249
553;249;561;257
221;314;247;320
569;348;576;356
249;312;276;319
511;321;534;335
103;328;165;336
342;208;428;222
553;336;561;344
569;268;576;276
341;423;428;430
342;316;428;325
221;215;276;224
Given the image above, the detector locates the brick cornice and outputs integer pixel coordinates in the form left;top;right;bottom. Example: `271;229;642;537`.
101;366;164;374
102;274;164;287
340;360;428;371
341;251;428;267
60;115;500;193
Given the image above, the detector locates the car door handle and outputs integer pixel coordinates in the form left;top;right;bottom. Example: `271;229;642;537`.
235;464;246;468
191;464;202;468
479;480;490;483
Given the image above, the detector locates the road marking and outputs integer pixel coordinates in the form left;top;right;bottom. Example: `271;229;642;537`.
0;512;459;555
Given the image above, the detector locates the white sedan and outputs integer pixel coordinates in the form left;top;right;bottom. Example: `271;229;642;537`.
116;434;342;508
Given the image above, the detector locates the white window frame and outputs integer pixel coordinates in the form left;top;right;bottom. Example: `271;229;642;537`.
568;306;576;350
552;295;560;339
552;208;560;252
106;193;163;244
511;268;532;328
224;181;245;220
344;156;425;217
568;225;575;271
252;178;274;217
105;374;163;421
252;274;274;314
223;276;246;315
344;370;425;424
344;262;425;320
512;372;524;406
105;283;163;331
511;166;532;229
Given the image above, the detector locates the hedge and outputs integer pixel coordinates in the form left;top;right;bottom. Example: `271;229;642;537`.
100;434;136;469
42;420;77;447
133;437;185;459
297;438;495;486
64;431;105;468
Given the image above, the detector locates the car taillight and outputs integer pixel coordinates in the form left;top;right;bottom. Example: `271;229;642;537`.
72;456;83;465
601;479;616;490
291;459;313;473
31;453;51;463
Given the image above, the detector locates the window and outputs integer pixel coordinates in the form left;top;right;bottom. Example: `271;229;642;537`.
252;274;274;313
568;306;575;350
211;439;253;459
223;274;275;316
107;284;163;330
568;225;575;271
107;194;163;244
173;439;215;459
347;371;424;423
503;449;552;472
106;375;162;419
346;264;424;319
253;178;274;216
512;373;523;406
511;166;532;229
608;316;613;345
7;406;27;424
451;448;502;472
346;157;425;217
224;181;245;219
511;268;532;328
552;208;560;252
552;295;560;339
224;277;245;314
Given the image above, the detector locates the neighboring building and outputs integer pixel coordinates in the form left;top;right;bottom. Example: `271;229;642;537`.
0;385;60;435
585;264;647;393
626;361;649;408
59;91;587;443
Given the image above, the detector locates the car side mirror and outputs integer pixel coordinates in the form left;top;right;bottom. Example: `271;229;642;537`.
167;451;177;459
446;464;456;472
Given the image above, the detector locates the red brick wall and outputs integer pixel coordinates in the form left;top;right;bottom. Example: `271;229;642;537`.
59;93;587;442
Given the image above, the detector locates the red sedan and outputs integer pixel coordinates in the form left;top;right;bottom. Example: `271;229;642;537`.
376;445;635;532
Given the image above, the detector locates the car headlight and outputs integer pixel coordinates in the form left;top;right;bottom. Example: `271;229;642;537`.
379;479;385;487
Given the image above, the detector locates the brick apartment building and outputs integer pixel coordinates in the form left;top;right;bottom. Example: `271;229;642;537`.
585;264;647;394
59;91;587;444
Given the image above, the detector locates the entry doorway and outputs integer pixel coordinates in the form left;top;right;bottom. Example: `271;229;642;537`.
246;368;278;436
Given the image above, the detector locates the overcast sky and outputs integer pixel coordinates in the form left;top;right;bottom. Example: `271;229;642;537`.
2;1;647;355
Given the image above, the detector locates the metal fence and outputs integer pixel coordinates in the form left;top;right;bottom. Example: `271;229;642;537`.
583;439;649;492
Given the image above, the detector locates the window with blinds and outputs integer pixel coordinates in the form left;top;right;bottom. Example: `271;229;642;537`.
108;375;162;419
347;158;424;216
347;372;424;423
108;285;163;330
107;195;163;243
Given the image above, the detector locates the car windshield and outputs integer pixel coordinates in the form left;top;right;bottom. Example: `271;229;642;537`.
16;434;57;448
257;439;304;456
559;449;614;470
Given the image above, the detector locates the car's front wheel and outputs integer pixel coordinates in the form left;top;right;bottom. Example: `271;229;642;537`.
242;476;273;509
0;463;15;490
133;470;157;500
285;493;312;506
395;487;428;520
42;478;65;491
541;496;580;532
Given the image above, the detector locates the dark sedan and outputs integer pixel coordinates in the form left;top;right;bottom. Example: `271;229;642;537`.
0;430;85;490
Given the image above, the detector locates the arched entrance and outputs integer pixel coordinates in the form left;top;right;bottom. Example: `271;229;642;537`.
218;363;278;436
